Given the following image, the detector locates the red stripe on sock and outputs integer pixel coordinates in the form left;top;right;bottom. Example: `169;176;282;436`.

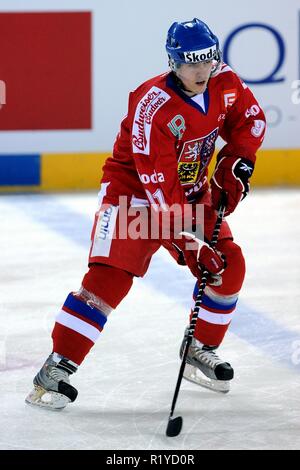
193;318;230;346
189;309;231;346
52;322;94;365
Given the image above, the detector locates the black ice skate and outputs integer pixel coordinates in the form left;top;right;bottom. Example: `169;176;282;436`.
25;353;78;410
180;327;234;393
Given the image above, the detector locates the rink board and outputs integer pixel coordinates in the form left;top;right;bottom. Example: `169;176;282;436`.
0;149;299;192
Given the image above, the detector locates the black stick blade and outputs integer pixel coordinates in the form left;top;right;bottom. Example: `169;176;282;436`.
166;416;183;437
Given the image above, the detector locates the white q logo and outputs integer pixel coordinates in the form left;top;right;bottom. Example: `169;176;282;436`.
0;80;6;109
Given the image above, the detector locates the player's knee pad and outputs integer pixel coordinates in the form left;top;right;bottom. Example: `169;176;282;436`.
215;239;246;294
81;264;134;309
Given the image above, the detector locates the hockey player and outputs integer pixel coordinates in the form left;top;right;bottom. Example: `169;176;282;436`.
26;18;266;409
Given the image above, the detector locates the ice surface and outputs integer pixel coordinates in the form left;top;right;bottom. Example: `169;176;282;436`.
0;189;299;450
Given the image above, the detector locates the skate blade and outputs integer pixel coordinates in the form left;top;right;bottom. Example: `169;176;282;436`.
25;385;71;410
183;364;230;394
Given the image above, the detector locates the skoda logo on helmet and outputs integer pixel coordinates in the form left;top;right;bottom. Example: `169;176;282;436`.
182;44;218;63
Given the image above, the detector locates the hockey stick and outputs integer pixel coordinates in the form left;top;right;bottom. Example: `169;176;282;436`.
166;192;227;437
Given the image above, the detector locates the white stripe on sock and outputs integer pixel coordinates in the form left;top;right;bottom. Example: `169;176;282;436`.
197;308;233;325
56;311;100;342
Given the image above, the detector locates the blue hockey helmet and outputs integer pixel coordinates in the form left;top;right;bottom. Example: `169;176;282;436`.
166;18;222;73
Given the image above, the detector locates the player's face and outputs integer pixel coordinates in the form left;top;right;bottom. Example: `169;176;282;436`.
176;61;214;95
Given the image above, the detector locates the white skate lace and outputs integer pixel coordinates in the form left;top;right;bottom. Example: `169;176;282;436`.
48;366;70;384
192;348;224;369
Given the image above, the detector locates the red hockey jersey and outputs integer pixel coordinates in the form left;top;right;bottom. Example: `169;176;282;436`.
102;64;266;210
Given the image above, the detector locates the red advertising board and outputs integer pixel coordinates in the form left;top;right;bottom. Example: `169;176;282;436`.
0;12;91;130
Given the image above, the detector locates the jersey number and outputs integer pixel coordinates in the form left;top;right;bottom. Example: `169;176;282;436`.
145;188;167;211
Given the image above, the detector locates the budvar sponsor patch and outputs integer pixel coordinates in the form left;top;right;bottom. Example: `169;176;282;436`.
132;86;171;155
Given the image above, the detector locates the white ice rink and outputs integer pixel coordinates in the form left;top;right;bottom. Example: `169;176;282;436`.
0;189;300;450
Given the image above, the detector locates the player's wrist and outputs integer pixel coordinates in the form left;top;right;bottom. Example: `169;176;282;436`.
210;156;254;214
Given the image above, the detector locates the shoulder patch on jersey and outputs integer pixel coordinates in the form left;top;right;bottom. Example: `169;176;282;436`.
223;89;238;109
132;86;171;155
